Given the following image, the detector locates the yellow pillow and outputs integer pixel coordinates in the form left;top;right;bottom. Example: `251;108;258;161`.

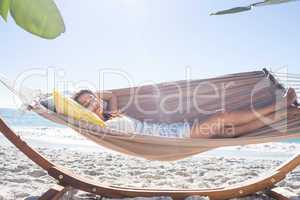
53;90;106;127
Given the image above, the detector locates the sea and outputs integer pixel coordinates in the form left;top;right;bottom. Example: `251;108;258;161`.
0;108;299;160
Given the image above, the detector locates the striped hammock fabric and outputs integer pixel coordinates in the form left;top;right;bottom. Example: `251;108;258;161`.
26;68;300;161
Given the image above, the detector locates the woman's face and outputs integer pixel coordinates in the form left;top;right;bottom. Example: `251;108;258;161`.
76;93;104;117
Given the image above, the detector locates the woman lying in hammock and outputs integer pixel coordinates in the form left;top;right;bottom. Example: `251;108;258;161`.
71;88;298;139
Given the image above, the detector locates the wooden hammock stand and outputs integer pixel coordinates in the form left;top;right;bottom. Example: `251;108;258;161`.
1;69;300;199
0;118;299;200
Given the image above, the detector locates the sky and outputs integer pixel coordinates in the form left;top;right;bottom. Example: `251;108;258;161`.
0;0;300;108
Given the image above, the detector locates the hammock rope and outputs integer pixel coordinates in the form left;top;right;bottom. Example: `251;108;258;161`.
271;72;300;102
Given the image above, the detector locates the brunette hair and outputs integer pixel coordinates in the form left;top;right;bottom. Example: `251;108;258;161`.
72;89;119;121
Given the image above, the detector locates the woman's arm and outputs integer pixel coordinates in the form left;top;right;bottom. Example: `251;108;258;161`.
96;91;118;113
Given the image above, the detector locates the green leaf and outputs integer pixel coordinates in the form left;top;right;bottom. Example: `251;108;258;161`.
254;0;299;7
0;0;10;21
210;0;300;16
10;0;65;39
210;6;252;15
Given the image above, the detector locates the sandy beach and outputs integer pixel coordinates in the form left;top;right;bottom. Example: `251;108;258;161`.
0;127;300;200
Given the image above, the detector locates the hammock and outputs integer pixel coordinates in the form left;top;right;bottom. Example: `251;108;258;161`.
1;68;300;199
1;68;300;161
